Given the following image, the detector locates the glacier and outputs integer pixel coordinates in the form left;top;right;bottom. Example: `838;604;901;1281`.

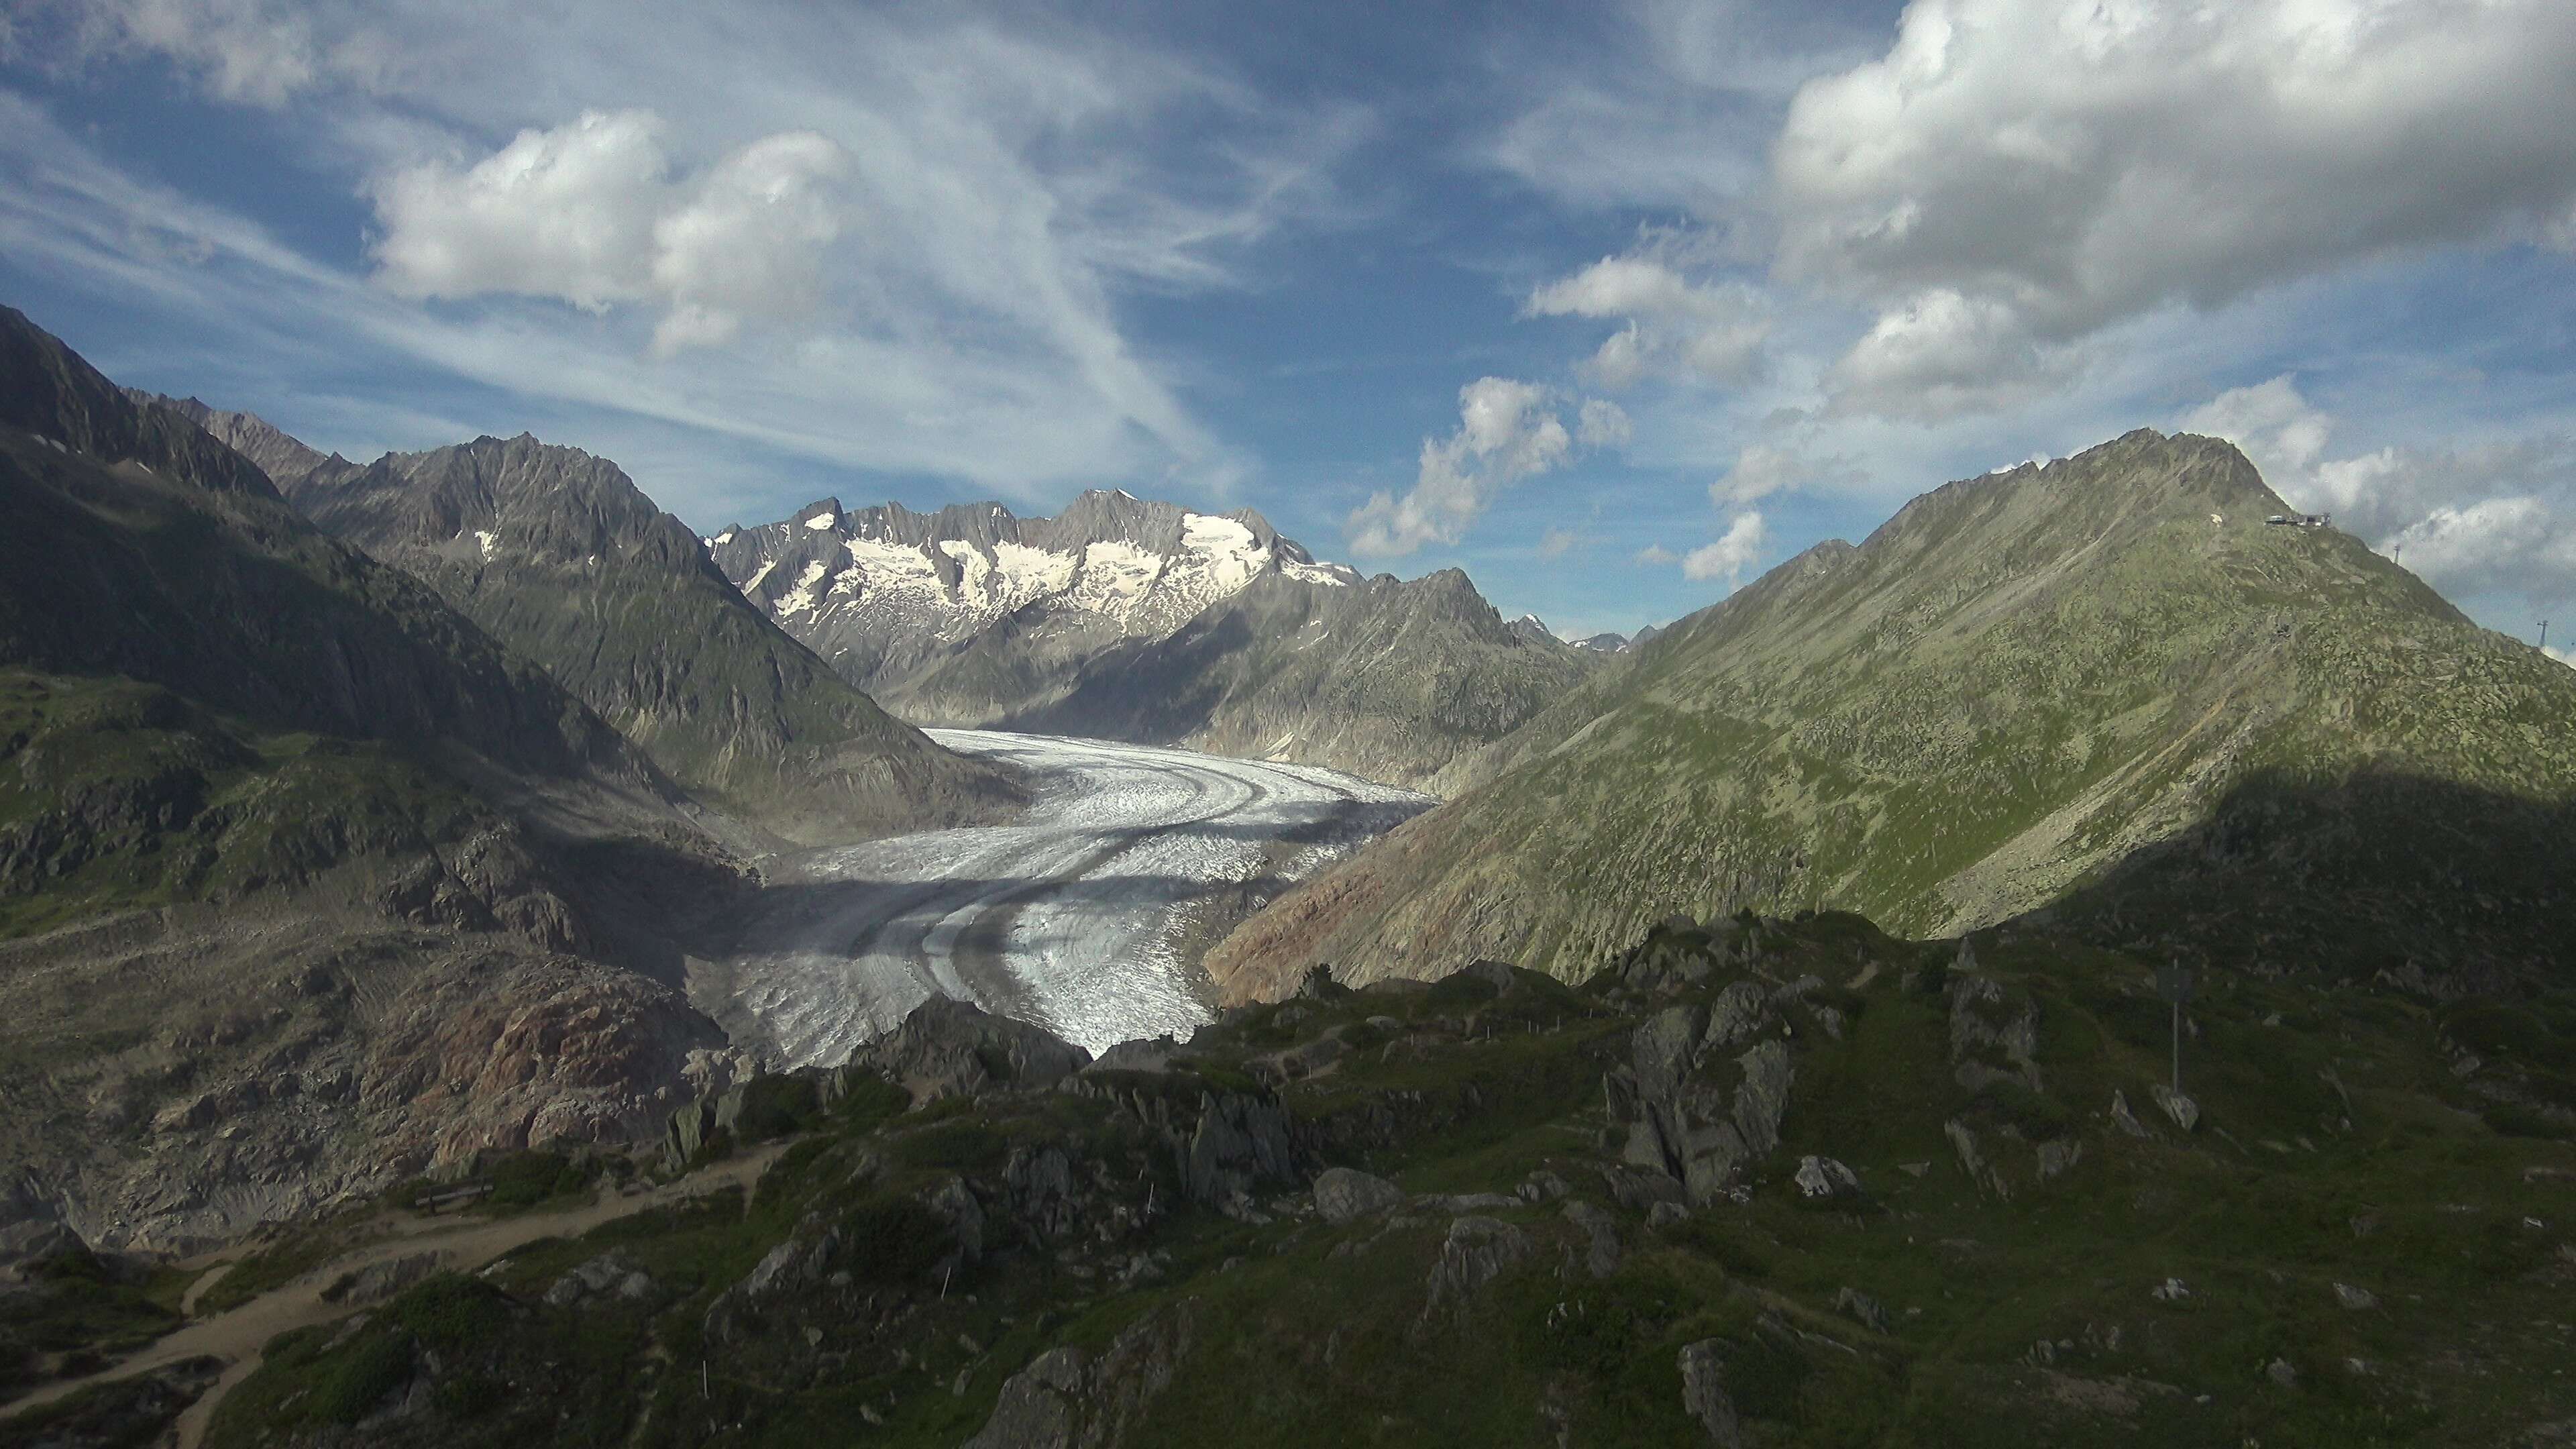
699;731;1432;1063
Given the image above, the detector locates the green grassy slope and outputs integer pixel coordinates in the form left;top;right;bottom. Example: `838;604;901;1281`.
1208;430;2576;995
28;911;2565;1448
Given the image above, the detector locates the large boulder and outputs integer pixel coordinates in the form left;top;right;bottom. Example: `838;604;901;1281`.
965;1301;1198;1449
1313;1167;1405;1226
854;996;1091;1106
1677;1340;1746;1447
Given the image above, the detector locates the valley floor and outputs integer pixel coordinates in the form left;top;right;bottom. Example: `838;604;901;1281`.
695;731;1430;1062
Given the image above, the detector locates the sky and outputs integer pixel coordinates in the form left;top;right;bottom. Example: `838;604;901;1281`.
3;1;2575;650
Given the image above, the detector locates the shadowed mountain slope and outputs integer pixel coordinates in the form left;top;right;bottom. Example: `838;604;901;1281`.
1;308;735;1258
280;436;1022;845
1208;429;2576;999
1008;567;1597;789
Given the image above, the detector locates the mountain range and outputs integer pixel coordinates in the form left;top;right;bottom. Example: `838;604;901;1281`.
7;303;2576;1448
1208;429;2576;999
708;492;1594;788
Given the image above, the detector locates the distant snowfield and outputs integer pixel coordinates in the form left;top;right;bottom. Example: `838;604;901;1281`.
704;731;1432;1065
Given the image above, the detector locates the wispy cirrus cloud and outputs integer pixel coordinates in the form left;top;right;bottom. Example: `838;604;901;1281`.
7;0;1373;511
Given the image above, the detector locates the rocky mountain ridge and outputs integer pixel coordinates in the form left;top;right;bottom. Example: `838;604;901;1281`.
712;490;1594;788
273;432;1022;845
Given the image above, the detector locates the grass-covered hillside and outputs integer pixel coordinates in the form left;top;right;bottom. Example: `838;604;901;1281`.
1210;430;2576;997
11;910;2571;1448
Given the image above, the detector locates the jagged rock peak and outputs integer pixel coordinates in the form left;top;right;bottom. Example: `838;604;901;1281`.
0;307;276;499
123;391;330;488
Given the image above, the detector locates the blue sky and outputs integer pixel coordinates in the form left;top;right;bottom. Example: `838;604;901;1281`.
5;1;2575;649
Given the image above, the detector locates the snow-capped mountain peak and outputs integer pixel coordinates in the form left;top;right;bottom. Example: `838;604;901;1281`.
708;489;1362;670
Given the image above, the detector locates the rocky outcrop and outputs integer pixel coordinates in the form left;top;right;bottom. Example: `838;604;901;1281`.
1794;1155;1863;1201
1950;971;2041;1092
1605;996;1794;1206
1677;1340;1746;1448
1562;1200;1622;1279
853;997;1092;1105
965;1300;1199;1449
2150;1084;2200;1132
543;1251;656;1307
1421;1216;1532;1322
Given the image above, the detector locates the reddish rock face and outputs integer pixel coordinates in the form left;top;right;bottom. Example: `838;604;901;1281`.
361;951;721;1168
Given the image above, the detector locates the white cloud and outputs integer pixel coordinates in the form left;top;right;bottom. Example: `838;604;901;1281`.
1576;397;1633;448
1682;509;1767;584
2182;375;2576;610
1822;286;2076;421
1712;442;1862;507
2543;644;2575;669
2177;376;2330;476
1538;525;1581;559
1348;377;1607;557
370;114;851;358
373;111;678;311
1634;543;1681;567
7;6;1371;503
1527;252;1770;388
1778;0;2576;419
75;0;325;107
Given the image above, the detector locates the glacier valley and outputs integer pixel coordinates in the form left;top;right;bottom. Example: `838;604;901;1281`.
696;731;1431;1064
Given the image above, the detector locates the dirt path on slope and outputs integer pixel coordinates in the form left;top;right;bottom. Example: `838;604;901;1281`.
1;1142;792;1447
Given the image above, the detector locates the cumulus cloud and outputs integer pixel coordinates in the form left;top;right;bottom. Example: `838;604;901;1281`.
1527;251;1770;389
1634;543;1681;567
1712;442;1862;507
1821;286;2077;420
2182;376;2576;610
1576;397;1633;448
1682;510;1768;584
369;112;847;358
1778;0;2576;418
1348;378;1624;557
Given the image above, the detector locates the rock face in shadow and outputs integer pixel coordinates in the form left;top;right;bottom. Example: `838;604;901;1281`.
1208;429;2576;996
270;431;1022;845
852;996;1093;1105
